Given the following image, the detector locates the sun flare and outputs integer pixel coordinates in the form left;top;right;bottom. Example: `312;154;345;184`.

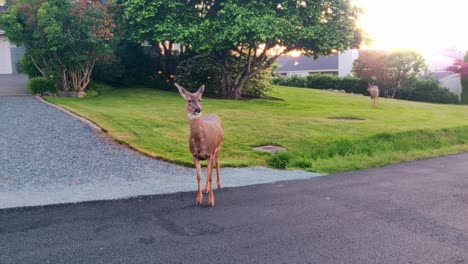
355;0;468;52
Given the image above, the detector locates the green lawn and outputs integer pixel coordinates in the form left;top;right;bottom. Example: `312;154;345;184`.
45;86;468;173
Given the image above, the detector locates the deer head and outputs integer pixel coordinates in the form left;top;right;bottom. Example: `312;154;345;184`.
175;83;205;119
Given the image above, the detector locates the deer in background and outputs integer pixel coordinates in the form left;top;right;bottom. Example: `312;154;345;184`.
368;83;380;108
175;83;224;207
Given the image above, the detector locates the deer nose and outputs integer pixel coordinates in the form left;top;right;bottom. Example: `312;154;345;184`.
194;108;201;114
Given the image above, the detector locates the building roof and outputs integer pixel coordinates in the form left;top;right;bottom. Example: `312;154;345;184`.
431;71;458;80
276;54;339;72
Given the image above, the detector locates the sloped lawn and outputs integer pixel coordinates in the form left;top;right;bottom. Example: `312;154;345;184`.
45;86;468;173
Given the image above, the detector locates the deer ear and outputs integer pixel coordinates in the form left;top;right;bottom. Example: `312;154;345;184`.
175;83;189;98
196;85;205;95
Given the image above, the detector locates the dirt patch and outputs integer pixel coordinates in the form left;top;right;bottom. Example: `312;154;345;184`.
253;145;287;153
328;116;365;121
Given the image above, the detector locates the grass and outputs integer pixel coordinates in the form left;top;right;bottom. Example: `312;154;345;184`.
45;86;468;173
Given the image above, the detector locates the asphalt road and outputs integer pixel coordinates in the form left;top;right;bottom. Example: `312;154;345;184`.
2;152;468;264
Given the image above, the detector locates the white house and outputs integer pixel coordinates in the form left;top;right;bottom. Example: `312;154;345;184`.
275;49;359;77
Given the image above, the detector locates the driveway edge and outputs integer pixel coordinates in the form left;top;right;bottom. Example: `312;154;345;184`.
34;95;103;134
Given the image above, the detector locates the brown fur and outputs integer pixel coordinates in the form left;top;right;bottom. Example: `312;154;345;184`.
175;83;224;206
368;83;379;108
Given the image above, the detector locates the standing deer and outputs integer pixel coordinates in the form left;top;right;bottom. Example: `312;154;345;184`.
175;83;224;207
368;83;380;108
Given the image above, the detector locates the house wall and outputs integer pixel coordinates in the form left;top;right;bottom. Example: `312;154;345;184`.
440;75;462;97
0;35;13;74
338;49;359;77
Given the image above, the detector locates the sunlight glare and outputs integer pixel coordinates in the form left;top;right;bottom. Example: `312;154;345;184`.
354;0;468;52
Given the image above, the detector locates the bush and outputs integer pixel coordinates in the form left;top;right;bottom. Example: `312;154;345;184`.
176;52;273;98
27;77;56;94
176;53;222;96
267;152;292;169
92;53;125;85
273;74;367;94
398;79;459;104
243;70;273;98
92;43;159;87
306;74;337;89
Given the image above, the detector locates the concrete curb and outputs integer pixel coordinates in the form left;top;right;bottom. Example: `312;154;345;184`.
35;95;103;134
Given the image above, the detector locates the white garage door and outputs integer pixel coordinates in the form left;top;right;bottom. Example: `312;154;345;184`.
0;35;13;74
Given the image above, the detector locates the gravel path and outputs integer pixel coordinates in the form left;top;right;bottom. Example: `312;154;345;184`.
0;96;321;209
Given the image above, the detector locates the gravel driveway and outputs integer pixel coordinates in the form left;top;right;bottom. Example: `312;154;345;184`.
0;96;320;209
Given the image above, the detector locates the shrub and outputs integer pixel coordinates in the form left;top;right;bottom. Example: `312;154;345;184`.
176;53;222;96
306;74;337;89
27;77;56;94
399;79;459;104
176;52;273;98
267;152;292;169
274;74;367;94
88;82;113;96
243;70;273;98
92;53;125;85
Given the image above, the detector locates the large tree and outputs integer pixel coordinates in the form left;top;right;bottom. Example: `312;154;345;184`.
353;49;426;98
0;0;116;92
123;0;362;99
202;0;362;99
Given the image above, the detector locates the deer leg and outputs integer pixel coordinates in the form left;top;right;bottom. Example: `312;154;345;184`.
194;158;203;205
214;150;221;189
203;168;211;194
207;157;215;207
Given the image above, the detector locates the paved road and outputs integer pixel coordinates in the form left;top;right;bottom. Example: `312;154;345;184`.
1;152;468;264
0;74;29;96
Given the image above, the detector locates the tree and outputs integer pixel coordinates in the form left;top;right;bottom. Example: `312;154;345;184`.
197;0;362;99
0;0;116;92
123;0;362;99
446;51;468;104
353;49;427;98
122;0;198;84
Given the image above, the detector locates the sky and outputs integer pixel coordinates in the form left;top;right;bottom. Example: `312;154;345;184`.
354;0;468;52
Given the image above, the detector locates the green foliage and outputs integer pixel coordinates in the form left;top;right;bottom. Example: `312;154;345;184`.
243;70;273;99
92;53;125;85
272;74;367;94
27;77;56;94
352;49;427;98
175;53;222;96
123;0;362;99
0;0;117;92
176;52;273;98
272;75;307;88
461;79;468;105
399;79;459;104
267;152;291;169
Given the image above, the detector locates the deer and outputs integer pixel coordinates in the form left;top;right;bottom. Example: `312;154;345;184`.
367;83;379;108
175;83;224;207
